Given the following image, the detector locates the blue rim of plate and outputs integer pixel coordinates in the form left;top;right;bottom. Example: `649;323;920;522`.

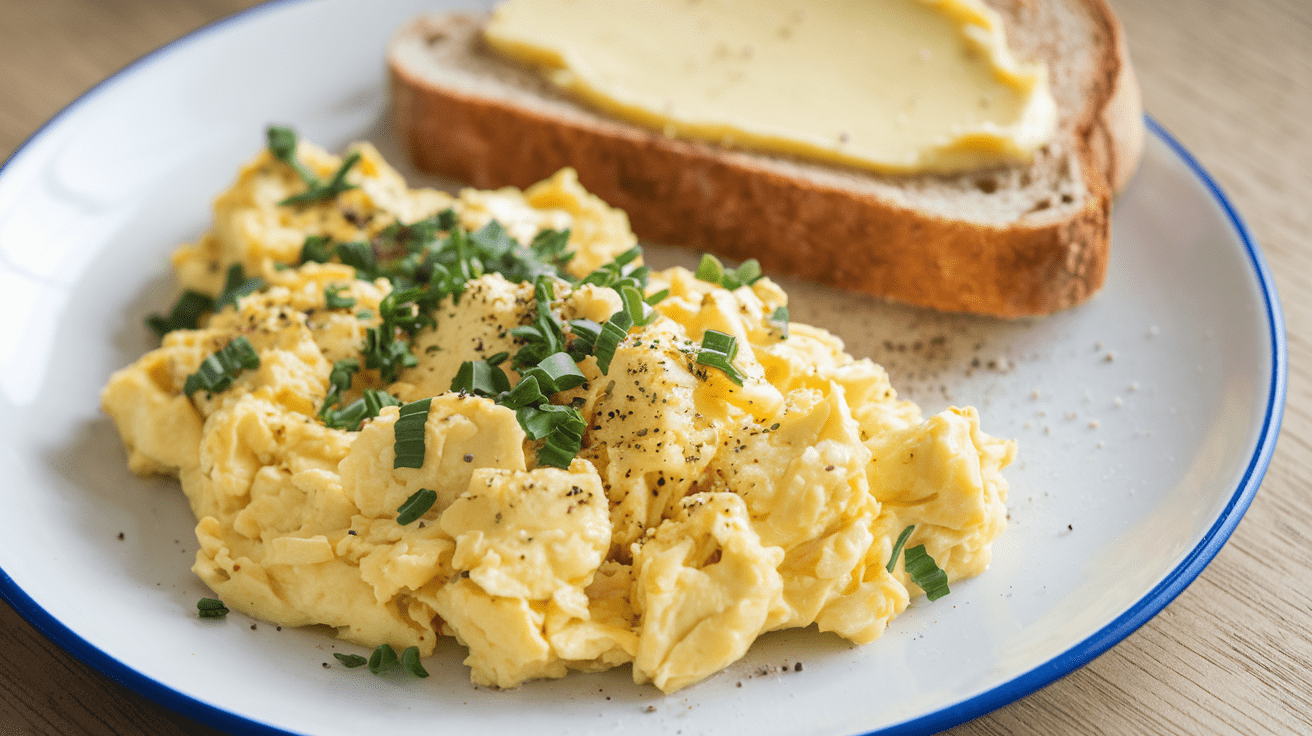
0;4;1288;732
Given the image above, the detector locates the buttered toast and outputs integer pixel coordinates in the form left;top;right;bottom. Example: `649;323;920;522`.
388;0;1142;317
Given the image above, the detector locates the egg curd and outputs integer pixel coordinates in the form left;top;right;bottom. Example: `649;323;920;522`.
102;136;1015;693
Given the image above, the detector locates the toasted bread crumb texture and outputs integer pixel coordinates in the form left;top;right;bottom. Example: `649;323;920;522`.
389;1;1140;317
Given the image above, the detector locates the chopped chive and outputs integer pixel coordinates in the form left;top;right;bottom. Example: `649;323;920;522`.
509;277;567;370
280;150;361;206
537;425;584;470
499;375;547;410
362;285;429;384
645;288;670;306
904;544;950;601
694;253;763;289
594;311;633;376
451;360;511;397
266;126;316;184
197;597;229;619
528;228;574;271
401;646;430;678
367;643;399;674
396;488;437;525
519;352;586;395
695;253;726;285
518;405;586;469
516;403;585;441
434;208;458;231
322;388;400;432
567;319;602;360
183;336;260;396
335;241;374;275
356;310;373;320
392;398;432;469
770;306;790;339
214;264;266;312
695;330;746;386
886;525;916;573
469;220;516;258
613;246;641;267
146;290;214;339
300;234;333;264
324;285;356;309
578;245;647;292
333;653;367;668
620;285;655;326
319;358;359;413
731;259;763;286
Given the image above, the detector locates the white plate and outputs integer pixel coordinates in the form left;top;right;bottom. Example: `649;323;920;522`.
0;1;1285;734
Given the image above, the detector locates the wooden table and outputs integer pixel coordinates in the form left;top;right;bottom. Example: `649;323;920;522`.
1;1;1308;733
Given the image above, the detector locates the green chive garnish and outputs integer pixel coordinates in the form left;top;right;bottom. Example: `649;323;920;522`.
594;311;633;376
393;398;432;469
695;253;726;284
886;525;916;573
268;126;361;206
695;330;746;386
324;285;356;309
335;241;374;275
519;352;586;395
644;288;670;306
367;643;399;674
146;290;214;338
694;253;763;290
183;336;260;396
300;234;333;264
527;228;574;271
197;598;229;619
620;285;655;327
567;319;602;360
266;126;315;182
396;489;437;525
401;646;430;678
525;406;586;470
732;259;762;286
770;306;790;339
214;264;266;313
498;376;547;410
333;652;367;668
322;388;400;432
904;544;951;601
451;359;512;397
509;277;567;370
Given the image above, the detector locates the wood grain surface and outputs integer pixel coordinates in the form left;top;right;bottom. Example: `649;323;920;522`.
1;1;1309;734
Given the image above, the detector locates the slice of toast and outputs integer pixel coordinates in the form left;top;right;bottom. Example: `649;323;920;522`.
388;1;1142;317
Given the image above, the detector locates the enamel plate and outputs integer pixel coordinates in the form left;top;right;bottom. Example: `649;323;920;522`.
0;1;1284;734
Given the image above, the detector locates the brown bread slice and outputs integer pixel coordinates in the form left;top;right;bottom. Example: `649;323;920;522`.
388;1;1143;317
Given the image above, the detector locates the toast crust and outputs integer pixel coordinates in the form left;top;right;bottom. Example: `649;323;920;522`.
389;1;1142;318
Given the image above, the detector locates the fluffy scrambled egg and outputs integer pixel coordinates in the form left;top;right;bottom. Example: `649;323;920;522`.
101;137;1015;693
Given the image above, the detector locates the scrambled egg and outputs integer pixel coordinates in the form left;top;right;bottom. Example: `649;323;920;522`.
101;138;1015;693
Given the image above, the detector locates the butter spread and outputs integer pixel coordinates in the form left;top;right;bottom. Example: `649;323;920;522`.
484;0;1058;174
